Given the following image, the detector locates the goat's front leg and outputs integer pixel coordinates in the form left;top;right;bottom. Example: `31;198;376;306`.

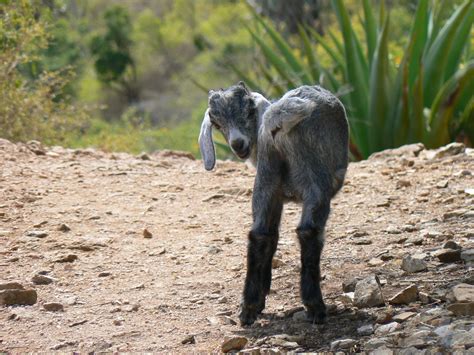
297;197;330;324
239;162;283;326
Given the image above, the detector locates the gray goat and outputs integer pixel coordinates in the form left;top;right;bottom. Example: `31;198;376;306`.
199;81;348;326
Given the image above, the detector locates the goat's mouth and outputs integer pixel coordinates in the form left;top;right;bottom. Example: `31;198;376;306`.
235;148;250;160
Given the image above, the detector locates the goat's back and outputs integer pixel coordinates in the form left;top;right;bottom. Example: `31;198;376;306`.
264;86;349;198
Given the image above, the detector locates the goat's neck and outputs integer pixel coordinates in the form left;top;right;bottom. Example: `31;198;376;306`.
249;92;271;167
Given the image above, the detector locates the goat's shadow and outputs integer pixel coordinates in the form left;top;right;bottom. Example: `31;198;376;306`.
233;306;376;351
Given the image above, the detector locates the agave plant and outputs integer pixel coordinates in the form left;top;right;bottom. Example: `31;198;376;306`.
234;0;473;159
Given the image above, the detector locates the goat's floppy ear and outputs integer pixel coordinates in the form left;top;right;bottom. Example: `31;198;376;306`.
198;109;216;171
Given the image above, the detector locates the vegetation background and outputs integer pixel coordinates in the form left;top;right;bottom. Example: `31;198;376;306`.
1;0;472;160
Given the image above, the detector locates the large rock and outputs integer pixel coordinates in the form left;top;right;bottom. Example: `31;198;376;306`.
401;255;427;273
0;289;37;306
330;338;357;351
369;143;425;160
447;303;474;317
430;142;465;159
389;284;418;305
353;275;384;308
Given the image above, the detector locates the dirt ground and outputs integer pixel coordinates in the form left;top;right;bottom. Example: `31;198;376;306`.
0;139;473;353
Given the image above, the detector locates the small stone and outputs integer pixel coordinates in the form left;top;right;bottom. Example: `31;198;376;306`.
218;296;228;304
26;230;48;238
43;302;64;312
353;275;384;308
330;338;357;351
339;292;354;305
436;180;449;188
368;258;384;267
113;318;123;326
376;308;394;324
0;289;37;306
365;337;390;350
138;152;151;160
292;310;307;322
443;241;462;250
56;254;78;263
32;274;55;285
447;303;474;316
419;292;432;304
443;209;468;220
0;282;24;290
58;224;71;232
393;311;416;322
400;330;433;348
375;321;401;335
434;248;461;263
461;249;474;263
342;278;359;293
98;272;111;277
386;225;402;234
272;257;284;269
221;336;248;353
354;238;372;245
396;179;411;189
389;284;418;305
401;255;427;273
208;246;222;254
452;283;474;303
143;228;153;239
357;324;374;336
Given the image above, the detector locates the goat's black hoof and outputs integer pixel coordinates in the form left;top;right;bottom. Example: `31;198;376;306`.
239;304;260;326
306;304;327;324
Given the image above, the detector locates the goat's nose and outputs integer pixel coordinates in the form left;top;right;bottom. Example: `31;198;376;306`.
231;138;245;152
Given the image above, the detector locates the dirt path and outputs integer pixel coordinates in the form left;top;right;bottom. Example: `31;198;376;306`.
0;139;473;353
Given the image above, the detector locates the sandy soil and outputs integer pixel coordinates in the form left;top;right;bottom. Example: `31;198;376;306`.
0;139;473;352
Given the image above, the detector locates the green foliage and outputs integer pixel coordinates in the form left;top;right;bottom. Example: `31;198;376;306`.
0;0;88;144
237;0;474;159
90;5;139;102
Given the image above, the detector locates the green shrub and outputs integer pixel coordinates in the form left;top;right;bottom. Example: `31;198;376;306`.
235;0;473;159
0;0;88;144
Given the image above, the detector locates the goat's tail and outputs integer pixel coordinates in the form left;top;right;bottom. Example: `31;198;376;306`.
264;97;316;136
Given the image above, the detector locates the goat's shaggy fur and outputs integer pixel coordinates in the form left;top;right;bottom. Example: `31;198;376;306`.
199;81;349;326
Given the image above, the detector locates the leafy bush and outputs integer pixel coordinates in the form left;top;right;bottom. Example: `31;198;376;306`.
0;1;88;144
236;0;473;159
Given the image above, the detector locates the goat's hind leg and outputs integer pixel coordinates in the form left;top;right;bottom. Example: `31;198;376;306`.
239;154;283;326
297;197;330;324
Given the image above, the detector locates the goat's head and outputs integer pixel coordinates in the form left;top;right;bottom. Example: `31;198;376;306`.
199;81;258;171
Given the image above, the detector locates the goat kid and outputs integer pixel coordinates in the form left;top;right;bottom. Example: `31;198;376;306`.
199;81;349;326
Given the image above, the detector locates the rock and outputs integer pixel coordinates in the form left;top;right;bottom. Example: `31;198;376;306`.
443;209;468;220
368;258;384;267
389;284;418;305
393;311;416;322
143;228;153;239
401;255;427;273
56;254;78;263
434;248;461;263
461;249;474;263
369;143;425;159
443;241;461;250
419;292;432;304
353;275;384;308
292;310;307;322
26;230;48;238
447;303;474;317
208;246;222;254
431;142;465;159
272;257;284;269
342;278;359;293
138;152;151;160
43;302;64;312
32;274;55;285
396;179;411;189
221;336;248;353
357;324;374;336
452;283;474;303
339;292;354;305
364;337;390;350
375;321;401;336
386;225;402;234
0;289;37;306
330;338;357;351
0;282;25;290
400;330;433;348
58;223;71;232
